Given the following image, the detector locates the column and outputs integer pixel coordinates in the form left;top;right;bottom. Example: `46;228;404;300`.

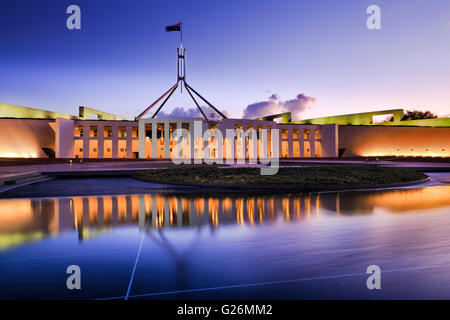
217;125;223;162
190;121;195;161
97;124;104;158
288;128;293;158
112;124;119;158
300;136;305;157
176;121;182;160
228;130;235;163
164;121;170;159
241;131;246;161
310;136;316;158
138;120;145;159
83;124;89;158
261;126;268;159
152;121;157;159
126;125;133;158
250;127;257;162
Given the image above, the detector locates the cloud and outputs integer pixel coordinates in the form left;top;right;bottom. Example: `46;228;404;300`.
157;106;229;119
242;92;316;120
268;93;279;100
241;100;280;120
157;107;199;118
282;93;316;119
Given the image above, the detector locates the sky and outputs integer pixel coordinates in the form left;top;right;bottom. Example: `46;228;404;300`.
0;0;449;120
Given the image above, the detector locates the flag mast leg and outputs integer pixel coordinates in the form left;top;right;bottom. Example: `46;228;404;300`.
184;83;228;119
151;81;180;118
135;82;179;119
184;82;209;122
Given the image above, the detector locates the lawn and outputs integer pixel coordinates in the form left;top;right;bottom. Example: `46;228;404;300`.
132;165;427;188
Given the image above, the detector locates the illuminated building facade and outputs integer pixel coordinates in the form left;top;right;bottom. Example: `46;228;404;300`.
0;102;449;159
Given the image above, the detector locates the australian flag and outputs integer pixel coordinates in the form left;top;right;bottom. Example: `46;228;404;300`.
166;23;181;32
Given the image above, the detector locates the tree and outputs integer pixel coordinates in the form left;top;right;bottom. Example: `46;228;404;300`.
401;110;438;121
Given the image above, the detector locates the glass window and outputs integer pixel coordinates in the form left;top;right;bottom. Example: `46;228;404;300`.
118;126;127;138
104;126;112;137
169;123;177;140
90;126;98;137
145;124;152;138
304;129;310;139
315;141;321;157
315;129;321;139
75;125;84;137
132;126;138;138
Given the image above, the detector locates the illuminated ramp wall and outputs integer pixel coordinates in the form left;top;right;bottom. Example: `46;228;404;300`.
338;125;450;157
0;119;55;158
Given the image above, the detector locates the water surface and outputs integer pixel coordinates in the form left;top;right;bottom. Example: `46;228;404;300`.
1;175;450;299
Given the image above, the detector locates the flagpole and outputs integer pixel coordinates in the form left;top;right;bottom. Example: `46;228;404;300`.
180;21;183;93
180;21;183;50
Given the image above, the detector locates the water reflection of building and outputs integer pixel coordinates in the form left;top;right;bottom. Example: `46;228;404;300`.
1;186;450;250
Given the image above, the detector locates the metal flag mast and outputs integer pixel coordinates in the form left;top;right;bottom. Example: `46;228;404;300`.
136;22;228;122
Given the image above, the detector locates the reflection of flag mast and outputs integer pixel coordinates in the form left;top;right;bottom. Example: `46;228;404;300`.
136;22;228;121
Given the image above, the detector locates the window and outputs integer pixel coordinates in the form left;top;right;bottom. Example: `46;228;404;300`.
304;141;311;157
157;123;164;139
170;123;177;140
315;141;321;157
282;129;288;139
104;140;112;159
145;124;152;138
293;129;299;139
74;140;83;158
181;123;190;139
132;126;138;138
314;129;321;139
104;126;112;137
304;129;310;139
281;141;289;158
90;126;98;137
293;141;300;157
75;125;84;137
118;126;127;138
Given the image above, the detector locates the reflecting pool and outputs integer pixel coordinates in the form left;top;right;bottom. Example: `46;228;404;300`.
1;178;450;299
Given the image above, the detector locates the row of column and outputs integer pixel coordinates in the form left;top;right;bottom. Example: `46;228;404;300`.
77;123;136;158
280;127;320;158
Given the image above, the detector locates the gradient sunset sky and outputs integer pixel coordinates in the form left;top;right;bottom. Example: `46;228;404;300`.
0;0;449;120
